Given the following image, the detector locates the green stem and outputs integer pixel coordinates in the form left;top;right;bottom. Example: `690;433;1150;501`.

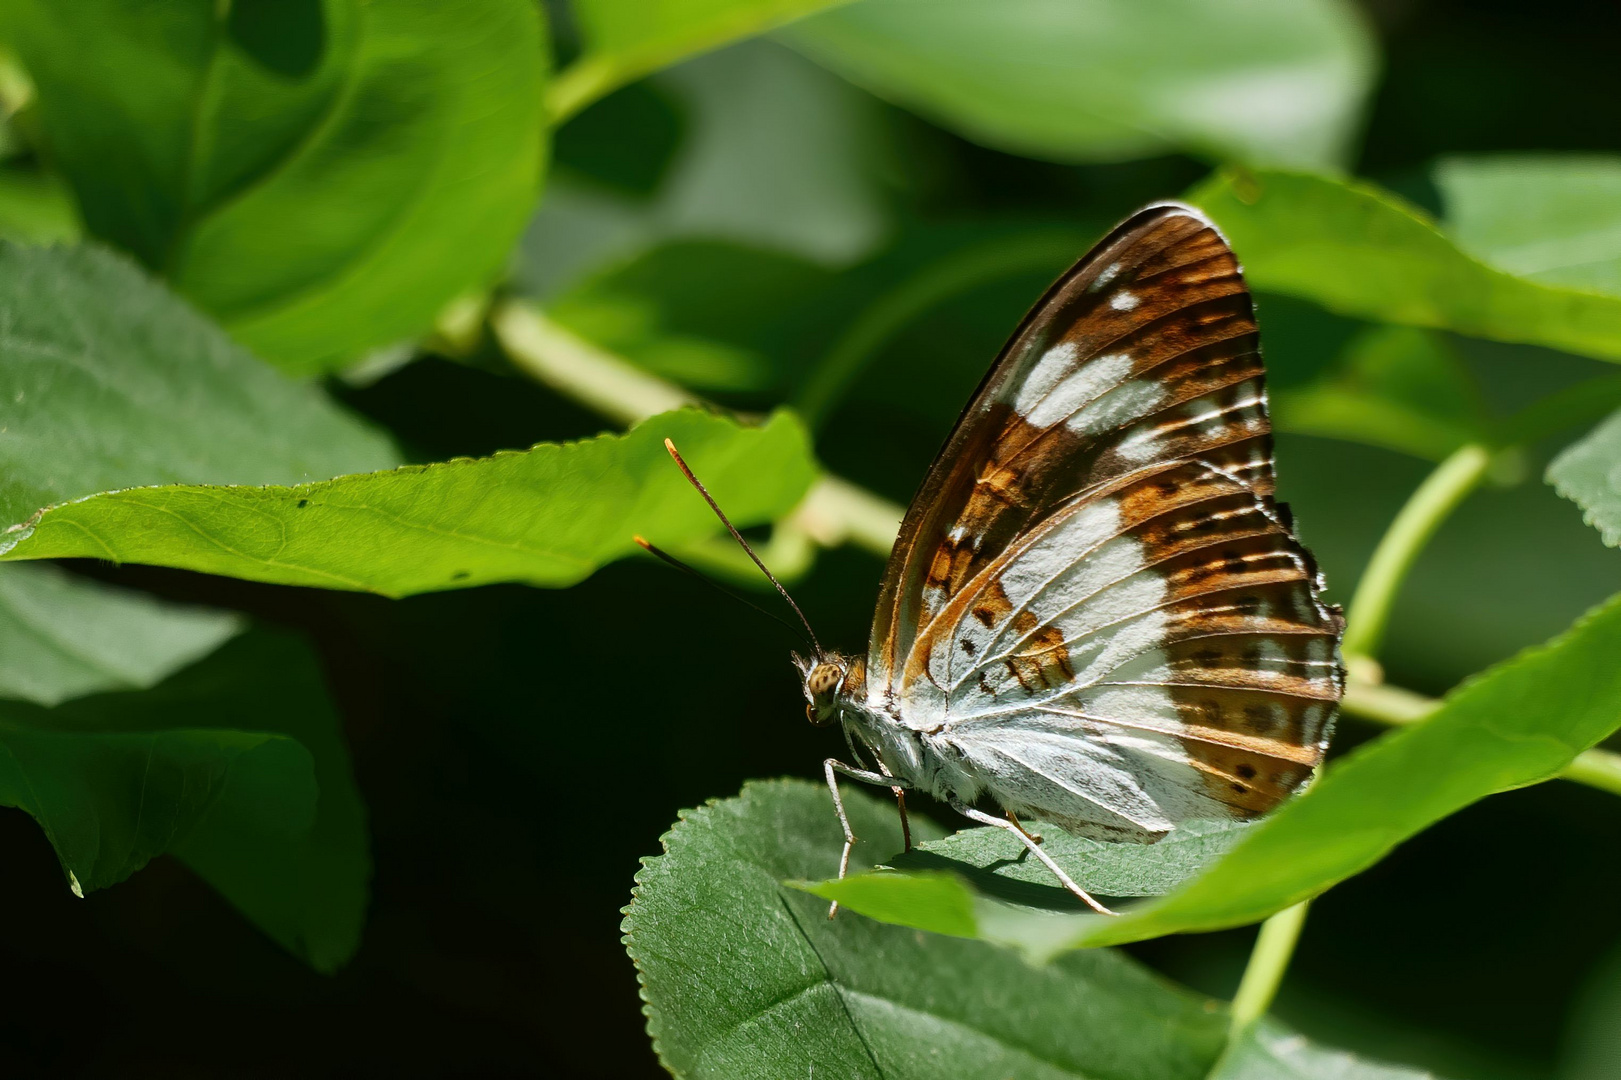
1341;676;1621;797
1341;443;1493;661
1228;901;1309;1035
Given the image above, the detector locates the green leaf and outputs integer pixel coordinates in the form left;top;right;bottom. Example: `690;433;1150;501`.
545;240;837;391
1272;326;1488;462
0;628;368;973
625;778;1230;1080
556;0;852;119
803;591;1621;959
0;166;78;243
0;562;242;706
1436;154;1621;294
1547;407;1621;547
1211;1023;1441;1079
1191;169;1621;363
780;0;1376;169
4;0;548;372
3;408;818;596
1558;940;1621;1080
521;40;892;297
0;242;398;527
169;630;369;974
892;818;1250;904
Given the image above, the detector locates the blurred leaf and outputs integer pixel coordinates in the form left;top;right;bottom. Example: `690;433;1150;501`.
0;563;242;707
0;166;77;243
546;240;836;391
0;242;398;528
781;0;1376;169
0;629;367;973
1559;940;1621;1080
1212;1023;1442;1079
1436;154;1621;295
1192;169;1621;362
624;778;1230;1080
169;630;369;974
1548;408;1621;546
1273;326;1487;462
4;0;548;372
521;40;892;297
557;0;852;117
3;408;818;596
804;591;1621;959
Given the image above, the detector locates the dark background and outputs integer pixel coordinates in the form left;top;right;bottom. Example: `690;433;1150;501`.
3;0;1621;1076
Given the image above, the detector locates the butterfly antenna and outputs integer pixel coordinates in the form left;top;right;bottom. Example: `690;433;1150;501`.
661;438;823;655
632;536;814;649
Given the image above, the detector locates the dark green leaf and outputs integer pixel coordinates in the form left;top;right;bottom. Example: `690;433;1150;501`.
625;778;1229;1080
781;0;1375;168
1211;1023;1441;1079
0;562;242;706
0;628;366;972
1557;940;1621;1080
5;0;548;371
169;630;369;974
1548;408;1621;546
546;240;837;392
3;408;818;596
803;592;1621;958
1191;169;1621;363
1273;326;1487;462
1436;154;1621;295
0;242;398;527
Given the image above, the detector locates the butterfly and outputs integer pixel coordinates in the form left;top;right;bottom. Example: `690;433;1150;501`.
654;202;1344;916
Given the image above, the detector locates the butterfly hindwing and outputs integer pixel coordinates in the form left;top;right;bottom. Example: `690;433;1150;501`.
865;203;1342;838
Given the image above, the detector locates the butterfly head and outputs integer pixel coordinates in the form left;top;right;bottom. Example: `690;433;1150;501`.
793;651;861;726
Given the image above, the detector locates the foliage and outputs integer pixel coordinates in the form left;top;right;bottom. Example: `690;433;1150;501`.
1;0;1619;1074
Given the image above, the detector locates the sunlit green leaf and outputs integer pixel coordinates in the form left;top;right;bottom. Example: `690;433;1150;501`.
1436;154;1621;295
781;0;1376;169
558;0;852;117
4;0;548;372
1548;408;1621;547
803;591;1621;959
0;242;398;528
1273;326;1487;462
1191;169;1621;362
3;408;818;596
625;778;1230;1080
1211;1023;1440;1079
0;563;242;706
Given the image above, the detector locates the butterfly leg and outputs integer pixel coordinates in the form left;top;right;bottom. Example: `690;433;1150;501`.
823;759;912;920
949;800;1117;917
1006;810;1041;845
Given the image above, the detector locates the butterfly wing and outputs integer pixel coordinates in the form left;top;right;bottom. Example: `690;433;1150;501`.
866;203;1341;839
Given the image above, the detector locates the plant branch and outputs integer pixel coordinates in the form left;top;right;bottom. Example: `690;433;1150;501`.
491;301;902;562
1341;443;1494;661
1228;901;1309;1035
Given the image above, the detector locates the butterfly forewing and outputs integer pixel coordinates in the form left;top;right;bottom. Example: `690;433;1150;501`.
866;203;1342;838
